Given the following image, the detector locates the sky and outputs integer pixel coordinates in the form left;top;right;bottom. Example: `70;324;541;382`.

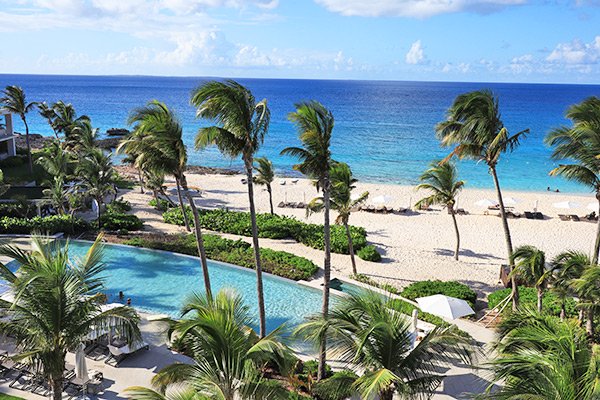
0;0;599;83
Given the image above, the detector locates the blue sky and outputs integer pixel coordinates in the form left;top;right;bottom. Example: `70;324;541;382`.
0;0;599;83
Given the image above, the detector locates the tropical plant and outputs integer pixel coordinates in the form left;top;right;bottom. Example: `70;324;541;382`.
74;147;117;219
0;234;141;400
66;118;97;153
569;255;600;336
281;100;335;380
436;90;529;310
416;160;464;261
36;140;72;181
126;100;212;298
50;100;90;138
42;176;68;215
307;162;368;275
253;156;275;215
126;288;293;400
509;245;549;313
296;291;473;400
0;169;9;198
546;97;600;264
144;169;173;209
37;101;59;139
483;309;600;399
550;250;588;320
0;85;35;173
192;80;271;337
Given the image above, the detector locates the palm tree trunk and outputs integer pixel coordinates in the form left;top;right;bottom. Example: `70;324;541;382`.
379;388;394;400
245;158;267;338
560;301;566;321
153;190;160;209
180;174;212;299
138;168;144;194
344;221;357;275
51;376;63;400
22;116;33;175
490;166;518;310
592;193;600;265
537;286;543;313
318;174;332;381
175;178;191;232
450;206;460;261
586;308;594;336
267;184;274;215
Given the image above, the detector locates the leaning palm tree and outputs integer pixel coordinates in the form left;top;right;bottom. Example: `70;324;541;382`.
192;80;270;337
74;147;117;219
37;101;59;139
510;245;549;313
0;234;141;400
126;289;292;400
281;101;335;380
545;97;600;264
307;162;368;275
253;156;275;215
0;85;36;173
436;90;529;310
416;160;464;261
36;139;72;181
483;309;600;399
127;101;212;298
550;250;587;320
144;169;174;210
50;100;90;138
296;291;472;400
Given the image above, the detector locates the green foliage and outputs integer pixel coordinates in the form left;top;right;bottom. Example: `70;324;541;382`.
0;215;88;234
148;198;174;210
351;273;400;294
357;245;381;262
106;199;132;213
488;287;577;317
162;207;368;255
0;201;37;218
124;233;318;281
301;360;333;380
312;370;358;400
0;155;25;168
401;280;477;308
0;393;25;399
99;212;143;231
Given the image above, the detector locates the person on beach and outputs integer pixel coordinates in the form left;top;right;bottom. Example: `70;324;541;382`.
127;298;131;306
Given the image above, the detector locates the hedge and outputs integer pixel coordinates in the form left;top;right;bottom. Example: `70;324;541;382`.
312;370;358;400
488;287;577;317
357;245;381;262
162;207;370;256
401;280;477;308
0;215;89;234
99;212;143;231
106;199;132;213
123;233;319;281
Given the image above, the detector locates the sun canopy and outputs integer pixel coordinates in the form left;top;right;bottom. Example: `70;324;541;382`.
503;196;520;205
553;201;581;209
416;294;475;320
474;198;497;207
587;202;598;211
372;195;393;204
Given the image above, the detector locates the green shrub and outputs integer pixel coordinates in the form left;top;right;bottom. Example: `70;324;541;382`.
401;280;477;308
357;245;381;262
124;233;318;281
351;273;400;294
312;370;358;400
0;215;88;234
0;202;37;218
162;207;370;256
106;199;132;213
0;156;25;168
99;212;143;231
487;287;577;317
148;198;174;210
300;360;332;381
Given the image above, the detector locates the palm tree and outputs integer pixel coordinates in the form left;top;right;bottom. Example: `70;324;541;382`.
416;160;464;261
36;139;72;181
436;90;529;310
192;80;270;337
0;85;36;173
483;309;600;399
281;100;334;380
127;101;212;299
296;291;472;400
510;245;549;313
126;289;292;400
74;147;117;219
42;176;68;215
67;118;97;153
550;250;587;320
545;97;600;264
253;156;275;215
570;256;600;336
307;162;368;275
50;100;90;138
37;101;59;139
144;169;174;209
0;235;141;400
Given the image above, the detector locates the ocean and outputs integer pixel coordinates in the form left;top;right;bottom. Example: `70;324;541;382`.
1;74;598;193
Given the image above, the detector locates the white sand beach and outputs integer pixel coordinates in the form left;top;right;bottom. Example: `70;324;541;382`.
121;171;599;299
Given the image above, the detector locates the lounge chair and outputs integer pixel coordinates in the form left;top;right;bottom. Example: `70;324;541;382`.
277;201;285;208
291;179;299;184
105;340;149;366
240;178;247;185
558;214;571;221
524;211;534;219
375;206;387;213
534;212;544;220
570;214;581;221
9;371;35;391
296;202;306;209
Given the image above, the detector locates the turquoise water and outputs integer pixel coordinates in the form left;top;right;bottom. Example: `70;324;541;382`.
1;74;599;192
9;240;325;332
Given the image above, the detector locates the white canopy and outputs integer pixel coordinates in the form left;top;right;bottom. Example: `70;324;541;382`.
75;343;89;383
553;201;581;210
416;295;475;320
587;202;598;211
372;195;393;204
503;196;520;205
475;198;497;207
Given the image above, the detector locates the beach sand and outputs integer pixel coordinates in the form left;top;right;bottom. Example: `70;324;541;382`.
121;171;598;298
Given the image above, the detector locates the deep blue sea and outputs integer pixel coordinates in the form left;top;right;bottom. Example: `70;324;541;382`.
1;74;598;193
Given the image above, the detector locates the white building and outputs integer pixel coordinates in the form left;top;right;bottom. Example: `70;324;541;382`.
0;110;17;160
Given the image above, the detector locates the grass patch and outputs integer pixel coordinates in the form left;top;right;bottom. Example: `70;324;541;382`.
488;287;577;317
0;394;25;399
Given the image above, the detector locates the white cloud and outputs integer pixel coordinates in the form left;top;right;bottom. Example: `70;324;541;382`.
314;0;526;18
405;40;426;64
546;36;600;64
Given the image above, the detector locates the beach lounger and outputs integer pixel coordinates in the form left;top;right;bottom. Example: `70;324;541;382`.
277;201;285;208
291;179;299;184
105;340;149;366
296;202;306;209
559;214;571;221
456;208;468;215
570;214;581;221
9;371;35;391
524;211;534;219
534;212;544;220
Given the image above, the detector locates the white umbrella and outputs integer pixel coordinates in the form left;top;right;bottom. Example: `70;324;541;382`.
503;196;520;206
75;343;89;398
533;200;539;213
587;202;598;211
372;195;393;204
416;295;475;320
553;201;581;209
475;198;497;207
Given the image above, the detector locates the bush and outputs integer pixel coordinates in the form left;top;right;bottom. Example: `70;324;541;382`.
352;273;400;295
106;199;132;213
0;202;37;218
99;212;143;231
148;198;174;210
300;360;332;382
312;370;358;400
357;245;381;262
0;215;89;234
487;287;577;317
162;207;370;256
124;233;319;281
401;280;477;308
0;156;25;168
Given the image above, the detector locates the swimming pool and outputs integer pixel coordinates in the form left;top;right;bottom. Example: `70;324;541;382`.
60;240;324;332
